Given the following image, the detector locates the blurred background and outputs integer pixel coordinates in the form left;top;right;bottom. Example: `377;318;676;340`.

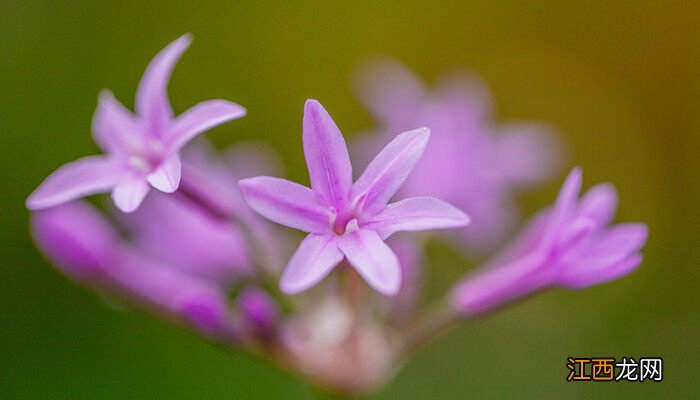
1;1;698;398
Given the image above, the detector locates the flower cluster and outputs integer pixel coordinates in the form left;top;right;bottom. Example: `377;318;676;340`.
27;36;648;396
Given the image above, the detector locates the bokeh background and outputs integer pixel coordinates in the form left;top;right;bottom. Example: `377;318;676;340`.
1;1;698;398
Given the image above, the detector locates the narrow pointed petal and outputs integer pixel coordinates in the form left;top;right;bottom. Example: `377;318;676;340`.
364;196;470;239
168;100;246;151
353;128;430;213
576;183;618;228
136;34;192;133
580;223;648;266
147;154;181;193
239;176;330;233
280;234;344;294
27;156;122;210
542;167;582;246
302;100;353;208
559;254;644;289
112;177;150;213
92;91;142;154
338;229;401;296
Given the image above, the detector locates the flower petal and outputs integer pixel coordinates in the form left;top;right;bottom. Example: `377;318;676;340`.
558;254;643;290
542;167;582;246
136;34;191;134
364;196;469;239
168;100;246;151
238;176;330;233
338;229;401;296
583;223;648;265
92;90;142;154
111;177;150;213
27;156;122;210
280;234;344;294
576;183;618;228
353;128;430;213
147;153;181;193
302;100;353;208
556;223;647;288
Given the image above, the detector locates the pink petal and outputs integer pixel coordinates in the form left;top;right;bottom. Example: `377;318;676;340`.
580;223;648;266
556;223;647;288
558;254;643;290
238;176;330;233
147;153;181;193
352;57;426;125
168;100;246;151
542;167;582;246
27;156;122;210
576;183;618;228
302;100;353;209
111;177;150;213
136;34;192;134
363;196;469;239
352;128;430;213
280;234;344;294
92;91;143;154
338;229;401;296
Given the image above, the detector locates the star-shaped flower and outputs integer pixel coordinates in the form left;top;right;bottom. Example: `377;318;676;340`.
239;100;469;296
26;34;245;212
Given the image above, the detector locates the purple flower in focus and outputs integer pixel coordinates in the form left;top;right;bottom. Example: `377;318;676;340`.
239;100;469;296
451;168;648;316
26;34;245;212
354;59;563;253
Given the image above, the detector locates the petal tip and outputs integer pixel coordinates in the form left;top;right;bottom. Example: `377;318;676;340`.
279;275;309;295
172;33;193;51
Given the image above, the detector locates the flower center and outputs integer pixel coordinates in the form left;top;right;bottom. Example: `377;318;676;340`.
330;194;367;235
126;139;166;174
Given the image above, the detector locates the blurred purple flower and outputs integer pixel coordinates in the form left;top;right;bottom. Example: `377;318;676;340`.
354;59;564;254
450;168;648;316
119;191;254;286
32;201;238;339
26;34;245;213
236;287;280;339
239;100;469;296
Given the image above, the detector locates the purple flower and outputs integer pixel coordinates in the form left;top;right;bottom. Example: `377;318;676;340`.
32;201;238;339
353;59;563;253
450;168;648;316
236;287;280;338
26;34;245;212
239;100;469;296
119;191;254;285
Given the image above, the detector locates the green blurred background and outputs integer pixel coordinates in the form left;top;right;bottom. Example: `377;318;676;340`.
1;1;698;398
